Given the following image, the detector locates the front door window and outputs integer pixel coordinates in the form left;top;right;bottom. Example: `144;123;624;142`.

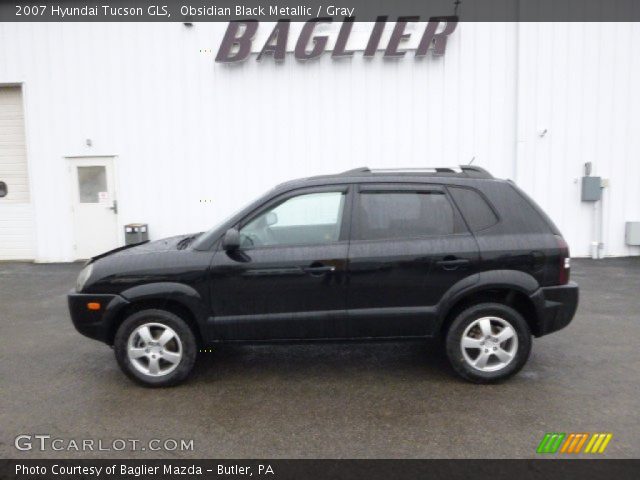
239;191;345;248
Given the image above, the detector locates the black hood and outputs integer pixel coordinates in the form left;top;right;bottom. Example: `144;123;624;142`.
90;233;200;263
82;232;208;294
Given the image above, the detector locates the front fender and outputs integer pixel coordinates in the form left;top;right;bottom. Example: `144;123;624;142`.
120;282;209;324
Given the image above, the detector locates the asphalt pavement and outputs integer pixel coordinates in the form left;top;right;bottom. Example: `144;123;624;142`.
1;258;639;458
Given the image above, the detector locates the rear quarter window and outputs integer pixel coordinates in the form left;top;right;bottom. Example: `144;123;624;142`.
448;186;499;231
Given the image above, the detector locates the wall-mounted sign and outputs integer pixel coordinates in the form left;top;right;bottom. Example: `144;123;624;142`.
216;17;458;63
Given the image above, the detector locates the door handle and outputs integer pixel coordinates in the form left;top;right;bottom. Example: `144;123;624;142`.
303;265;336;276
108;200;118;214
242;267;303;277
436;257;470;271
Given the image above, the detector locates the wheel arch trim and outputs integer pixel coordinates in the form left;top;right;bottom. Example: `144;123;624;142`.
436;270;543;331
107;282;208;344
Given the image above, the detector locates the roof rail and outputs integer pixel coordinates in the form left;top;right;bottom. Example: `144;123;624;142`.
341;167;371;174
338;165;493;179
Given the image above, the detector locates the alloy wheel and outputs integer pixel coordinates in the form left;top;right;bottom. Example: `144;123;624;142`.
127;322;183;377
460;316;518;372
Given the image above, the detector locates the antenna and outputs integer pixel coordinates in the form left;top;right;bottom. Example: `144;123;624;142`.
453;0;462;16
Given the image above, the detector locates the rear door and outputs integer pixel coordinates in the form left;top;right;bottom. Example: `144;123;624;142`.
346;183;480;338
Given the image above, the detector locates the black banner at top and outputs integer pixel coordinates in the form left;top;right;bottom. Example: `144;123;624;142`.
1;0;640;22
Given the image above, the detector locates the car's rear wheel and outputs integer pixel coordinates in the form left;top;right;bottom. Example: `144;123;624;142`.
114;309;197;387
445;303;532;383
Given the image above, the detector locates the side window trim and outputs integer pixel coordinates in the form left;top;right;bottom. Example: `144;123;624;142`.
233;185;352;250
351;183;467;242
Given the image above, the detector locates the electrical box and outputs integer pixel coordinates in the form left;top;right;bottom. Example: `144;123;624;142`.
581;176;602;202
626;222;640;246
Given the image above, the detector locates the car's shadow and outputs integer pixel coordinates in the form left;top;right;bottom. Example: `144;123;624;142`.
189;340;455;383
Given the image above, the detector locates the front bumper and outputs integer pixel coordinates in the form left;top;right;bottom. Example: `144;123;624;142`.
68;291;130;344
532;281;579;336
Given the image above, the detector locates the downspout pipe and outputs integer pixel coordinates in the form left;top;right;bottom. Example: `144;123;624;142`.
513;13;523;183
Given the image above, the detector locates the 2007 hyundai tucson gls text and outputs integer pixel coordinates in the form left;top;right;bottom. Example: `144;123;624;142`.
68;166;579;387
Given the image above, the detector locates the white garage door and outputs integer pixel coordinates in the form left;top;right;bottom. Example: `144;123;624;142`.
0;85;34;260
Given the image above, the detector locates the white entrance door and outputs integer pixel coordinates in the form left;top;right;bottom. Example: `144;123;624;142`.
69;157;119;259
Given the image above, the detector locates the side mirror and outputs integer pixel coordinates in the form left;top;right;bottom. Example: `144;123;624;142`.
222;228;240;251
265;211;278;226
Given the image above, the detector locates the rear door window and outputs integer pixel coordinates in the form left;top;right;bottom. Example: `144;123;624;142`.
353;189;464;241
448;186;499;231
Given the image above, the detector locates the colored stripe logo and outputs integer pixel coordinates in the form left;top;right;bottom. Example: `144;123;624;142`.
560;433;589;453
537;433;566;453
584;433;613;453
537;433;612;454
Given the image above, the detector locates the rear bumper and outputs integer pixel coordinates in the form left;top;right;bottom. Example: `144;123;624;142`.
532;281;579;337
68;291;130;344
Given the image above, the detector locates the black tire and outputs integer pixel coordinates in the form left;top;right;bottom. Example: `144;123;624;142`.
114;309;197;387
445;303;532;383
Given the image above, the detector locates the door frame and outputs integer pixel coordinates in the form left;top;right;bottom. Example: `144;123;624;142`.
345;181;479;338
206;184;355;341
65;155;120;260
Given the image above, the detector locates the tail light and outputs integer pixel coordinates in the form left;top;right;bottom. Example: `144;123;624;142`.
555;235;570;285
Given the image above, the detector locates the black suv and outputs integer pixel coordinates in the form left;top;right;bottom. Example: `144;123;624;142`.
69;166;578;386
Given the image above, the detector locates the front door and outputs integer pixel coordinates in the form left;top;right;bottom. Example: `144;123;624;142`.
68;157;119;260
346;184;480;338
208;186;351;341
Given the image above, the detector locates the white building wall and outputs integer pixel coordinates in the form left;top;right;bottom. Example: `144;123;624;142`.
0;22;638;262
515;22;640;258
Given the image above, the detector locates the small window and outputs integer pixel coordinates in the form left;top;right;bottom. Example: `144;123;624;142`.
240;191;345;247
77;166;107;203
354;191;462;241
448;186;498;231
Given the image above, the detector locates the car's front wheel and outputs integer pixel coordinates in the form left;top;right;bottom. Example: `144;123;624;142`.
114;309;197;387
445;303;532;383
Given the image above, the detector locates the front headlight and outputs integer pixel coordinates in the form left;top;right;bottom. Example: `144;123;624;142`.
76;264;94;292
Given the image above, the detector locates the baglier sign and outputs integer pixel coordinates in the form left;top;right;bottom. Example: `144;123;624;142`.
215;16;458;62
